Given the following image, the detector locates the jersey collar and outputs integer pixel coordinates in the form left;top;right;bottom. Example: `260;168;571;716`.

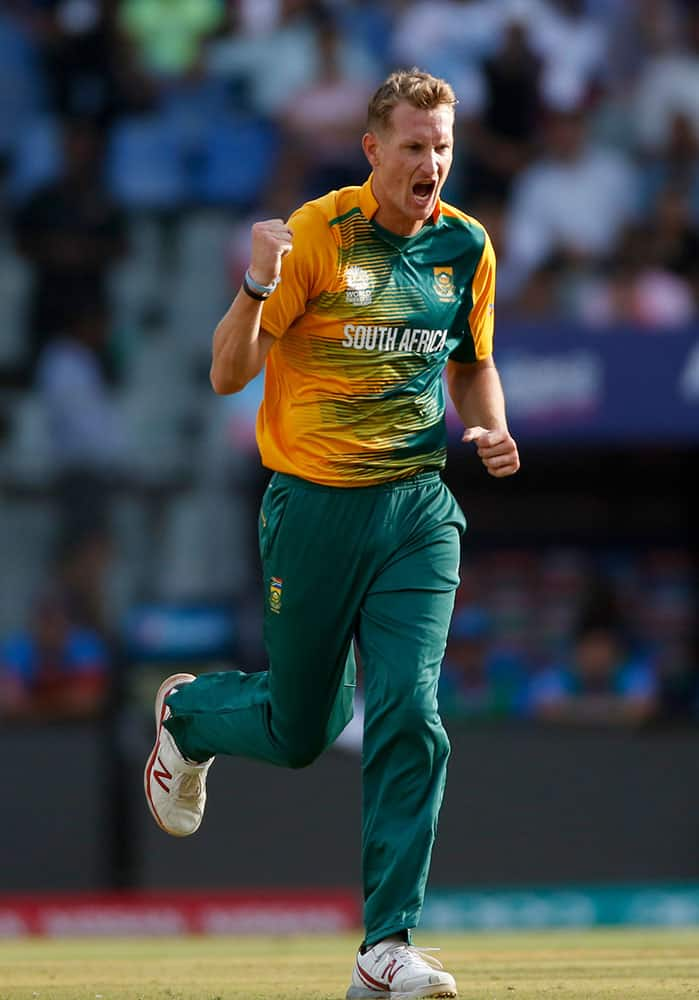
359;174;442;227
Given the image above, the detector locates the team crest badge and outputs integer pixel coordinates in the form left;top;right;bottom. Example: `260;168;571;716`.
344;265;373;306
269;576;283;614
433;266;456;301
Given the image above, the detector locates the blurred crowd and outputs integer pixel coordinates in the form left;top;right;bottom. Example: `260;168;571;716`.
439;546;696;726
0;0;696;724
1;0;699;358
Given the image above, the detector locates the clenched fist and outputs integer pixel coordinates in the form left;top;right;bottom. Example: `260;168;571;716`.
462;426;520;477
248;219;293;287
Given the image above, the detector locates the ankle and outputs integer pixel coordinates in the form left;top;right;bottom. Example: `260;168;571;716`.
361;930;409;953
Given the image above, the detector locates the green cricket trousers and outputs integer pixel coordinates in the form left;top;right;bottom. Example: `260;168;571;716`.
165;470;466;945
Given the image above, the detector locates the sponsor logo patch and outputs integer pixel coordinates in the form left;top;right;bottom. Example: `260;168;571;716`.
269;576;283;614
433;266;456;300
344;265;373;306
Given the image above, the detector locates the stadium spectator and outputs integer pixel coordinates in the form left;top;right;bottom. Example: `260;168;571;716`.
651;188;699;303
207;0;377;120
275;11;378;203
118;0;225;78
33;0;127;123
634;6;699;155
12;117;126;378
499;102;641;300
0;590;110;721
390;0;496;118
641;110;699;225
334;0;396;65
605;0;685;87
527;593;659;727
36;301;125;542
466;15;542;200
527;0;609;111
575;221;696;329
36;302;124;471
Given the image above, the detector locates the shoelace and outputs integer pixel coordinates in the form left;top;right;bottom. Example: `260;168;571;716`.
387;945;444;971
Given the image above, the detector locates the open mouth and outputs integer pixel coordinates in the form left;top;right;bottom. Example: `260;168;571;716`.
412;180;436;203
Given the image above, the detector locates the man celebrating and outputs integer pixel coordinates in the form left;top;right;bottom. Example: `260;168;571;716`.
145;68;519;999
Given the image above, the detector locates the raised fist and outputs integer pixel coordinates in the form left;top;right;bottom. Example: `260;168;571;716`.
248;219;293;287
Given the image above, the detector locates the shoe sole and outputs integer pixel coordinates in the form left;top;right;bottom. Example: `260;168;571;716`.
346;989;457;999
143;672;197;836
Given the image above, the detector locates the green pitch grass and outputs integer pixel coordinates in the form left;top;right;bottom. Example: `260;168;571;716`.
2;929;699;1000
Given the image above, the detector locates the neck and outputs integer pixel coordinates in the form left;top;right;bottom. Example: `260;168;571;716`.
373;207;424;238
370;175;427;237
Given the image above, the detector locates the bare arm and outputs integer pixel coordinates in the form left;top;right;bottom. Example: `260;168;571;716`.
446;357;520;477
210;219;293;395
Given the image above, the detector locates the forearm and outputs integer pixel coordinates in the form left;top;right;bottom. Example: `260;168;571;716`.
211;218;293;394
447;357;519;477
447;358;509;431
210;288;268;395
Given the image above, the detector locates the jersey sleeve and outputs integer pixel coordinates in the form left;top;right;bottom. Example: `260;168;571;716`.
261;203;335;339
450;228;496;363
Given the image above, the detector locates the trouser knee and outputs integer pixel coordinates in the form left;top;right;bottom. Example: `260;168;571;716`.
386;703;450;761
273;731;326;770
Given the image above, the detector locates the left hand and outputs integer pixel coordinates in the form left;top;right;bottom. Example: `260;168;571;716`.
462;425;520;477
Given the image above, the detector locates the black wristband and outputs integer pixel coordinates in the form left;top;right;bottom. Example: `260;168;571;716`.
242;274;266;301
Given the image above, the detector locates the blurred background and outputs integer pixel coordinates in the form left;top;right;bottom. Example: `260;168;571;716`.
0;0;696;935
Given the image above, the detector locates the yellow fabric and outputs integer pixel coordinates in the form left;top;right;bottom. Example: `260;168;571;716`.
440;207;497;362
257;178;494;486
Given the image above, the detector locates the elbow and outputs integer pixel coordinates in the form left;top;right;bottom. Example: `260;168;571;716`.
209;366;246;395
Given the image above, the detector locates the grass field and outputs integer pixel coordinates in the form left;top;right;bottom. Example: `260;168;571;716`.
2;929;699;1000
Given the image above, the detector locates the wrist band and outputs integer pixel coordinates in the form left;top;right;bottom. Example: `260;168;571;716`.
242;274;266;301
244;269;280;298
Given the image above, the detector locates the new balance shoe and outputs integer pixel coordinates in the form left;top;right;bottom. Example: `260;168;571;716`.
144;672;213;837
347;938;458;999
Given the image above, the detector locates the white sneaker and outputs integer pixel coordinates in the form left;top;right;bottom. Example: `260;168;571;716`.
347;938;458;998
144;672;213;837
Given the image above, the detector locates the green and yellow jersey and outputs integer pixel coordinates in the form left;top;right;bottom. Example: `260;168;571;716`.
259;176;495;486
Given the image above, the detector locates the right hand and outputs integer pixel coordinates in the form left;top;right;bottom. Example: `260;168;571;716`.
248;219;293;286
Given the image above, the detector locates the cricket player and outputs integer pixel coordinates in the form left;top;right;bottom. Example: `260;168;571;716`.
145;68;519;999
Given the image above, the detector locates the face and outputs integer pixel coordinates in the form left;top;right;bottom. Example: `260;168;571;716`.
363;101;454;236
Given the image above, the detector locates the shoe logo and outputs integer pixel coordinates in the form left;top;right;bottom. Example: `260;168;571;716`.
153;755;172;793
356;962;386;993
382;959;404;984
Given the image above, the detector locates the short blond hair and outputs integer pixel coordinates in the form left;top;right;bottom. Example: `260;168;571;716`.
367;68;457;132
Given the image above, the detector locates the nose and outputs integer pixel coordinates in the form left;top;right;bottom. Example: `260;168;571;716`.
421;149;439;177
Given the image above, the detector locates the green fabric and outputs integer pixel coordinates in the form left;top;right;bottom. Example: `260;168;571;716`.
164;471;465;943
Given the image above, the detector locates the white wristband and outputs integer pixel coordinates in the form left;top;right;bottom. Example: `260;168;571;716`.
245;269;280;297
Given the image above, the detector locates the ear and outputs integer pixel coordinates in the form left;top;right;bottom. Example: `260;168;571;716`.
362;131;379;169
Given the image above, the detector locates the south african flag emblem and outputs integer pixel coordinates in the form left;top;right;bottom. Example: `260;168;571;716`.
433;266;455;300
269;576;283;614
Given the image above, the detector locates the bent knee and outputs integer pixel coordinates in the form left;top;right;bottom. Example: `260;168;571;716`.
391;704;450;755
284;744;323;769
272;733;326;769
